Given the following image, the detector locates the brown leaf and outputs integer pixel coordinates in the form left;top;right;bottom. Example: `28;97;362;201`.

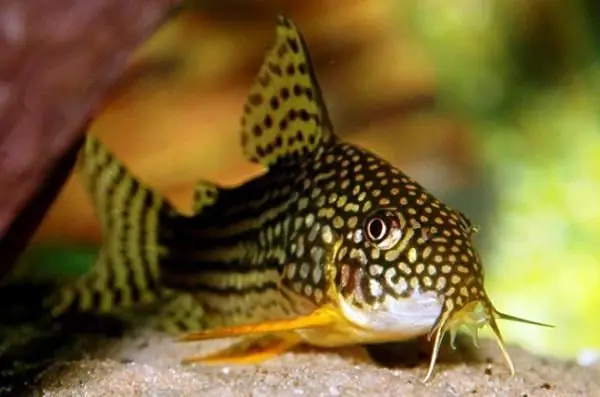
0;0;180;281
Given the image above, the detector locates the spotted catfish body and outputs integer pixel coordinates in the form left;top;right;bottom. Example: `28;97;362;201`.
47;14;551;382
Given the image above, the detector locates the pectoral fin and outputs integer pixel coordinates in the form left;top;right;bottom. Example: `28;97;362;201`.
181;333;302;365
177;306;337;342
177;307;338;365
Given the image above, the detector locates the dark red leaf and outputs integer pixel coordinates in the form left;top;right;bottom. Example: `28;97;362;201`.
0;0;180;281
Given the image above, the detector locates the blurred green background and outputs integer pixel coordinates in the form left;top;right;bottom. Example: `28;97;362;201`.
11;0;600;364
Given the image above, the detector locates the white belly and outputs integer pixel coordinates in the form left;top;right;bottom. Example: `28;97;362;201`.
295;290;443;347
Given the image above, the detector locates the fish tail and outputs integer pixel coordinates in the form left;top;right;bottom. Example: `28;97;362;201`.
46;135;176;317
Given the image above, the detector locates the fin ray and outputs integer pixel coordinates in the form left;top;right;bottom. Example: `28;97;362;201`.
46;135;174;316
177;306;336;342
240;14;336;167
181;333;302;365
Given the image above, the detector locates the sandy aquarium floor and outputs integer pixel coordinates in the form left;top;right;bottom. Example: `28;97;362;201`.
0;321;594;397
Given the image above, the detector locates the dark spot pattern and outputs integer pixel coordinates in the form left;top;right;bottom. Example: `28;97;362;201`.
238;14;332;167
248;93;263;106
264;115;273;128
287;38;299;53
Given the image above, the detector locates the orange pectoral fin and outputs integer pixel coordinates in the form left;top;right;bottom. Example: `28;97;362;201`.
177;307;340;366
181;333;302;365
176;306;338;343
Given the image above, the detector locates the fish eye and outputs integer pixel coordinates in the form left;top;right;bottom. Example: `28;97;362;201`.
364;210;402;250
366;217;388;242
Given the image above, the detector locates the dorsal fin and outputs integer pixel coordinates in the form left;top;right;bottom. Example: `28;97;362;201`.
240;14;336;168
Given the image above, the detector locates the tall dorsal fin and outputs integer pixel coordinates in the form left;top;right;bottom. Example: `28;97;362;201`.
240;14;336;168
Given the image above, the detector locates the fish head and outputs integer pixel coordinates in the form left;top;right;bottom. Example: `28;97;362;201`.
318;144;552;382
232;12;552;382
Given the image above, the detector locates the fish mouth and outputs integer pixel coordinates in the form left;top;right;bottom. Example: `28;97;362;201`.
422;297;554;383
336;288;444;341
